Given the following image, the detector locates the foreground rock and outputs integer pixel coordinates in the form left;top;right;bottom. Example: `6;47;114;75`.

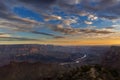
0;62;119;80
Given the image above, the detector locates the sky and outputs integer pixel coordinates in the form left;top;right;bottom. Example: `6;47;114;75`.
0;0;120;45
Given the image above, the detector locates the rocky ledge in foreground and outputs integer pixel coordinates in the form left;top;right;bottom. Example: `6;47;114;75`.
0;62;119;80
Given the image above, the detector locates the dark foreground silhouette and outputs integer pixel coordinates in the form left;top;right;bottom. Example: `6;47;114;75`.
0;62;120;80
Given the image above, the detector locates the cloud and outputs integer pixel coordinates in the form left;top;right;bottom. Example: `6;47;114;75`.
58;0;120;20
15;0;57;13
18;0;56;6
62;18;78;26
0;0;42;27
88;14;98;20
0;32;40;41
59;0;81;5
52;25;79;34
51;24;115;35
44;14;62;21
53;36;66;39
0;0;119;42
0;19;65;39
81;0;120;19
0;37;40;41
0;33;11;37
0;0;119;25
0;0;120;22
30;31;65;39
31;31;55;36
104;27;115;29
84;21;93;25
80;29;115;34
0;1;13;20
0;18;42;32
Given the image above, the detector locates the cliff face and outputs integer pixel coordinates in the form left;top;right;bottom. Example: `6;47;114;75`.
103;46;120;69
